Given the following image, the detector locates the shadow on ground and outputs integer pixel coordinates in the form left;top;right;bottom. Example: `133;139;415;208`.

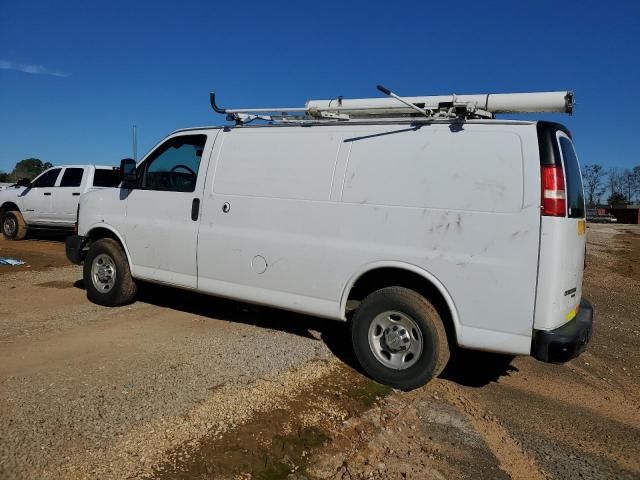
441;349;518;387
25;230;69;242
74;279;363;373
74;279;517;388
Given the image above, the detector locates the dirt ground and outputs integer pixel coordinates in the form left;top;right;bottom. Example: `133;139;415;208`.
0;224;639;480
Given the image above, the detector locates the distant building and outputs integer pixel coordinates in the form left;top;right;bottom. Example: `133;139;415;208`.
596;205;640;224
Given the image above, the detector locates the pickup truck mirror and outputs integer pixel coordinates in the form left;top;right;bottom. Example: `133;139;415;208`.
120;158;138;187
16;178;31;188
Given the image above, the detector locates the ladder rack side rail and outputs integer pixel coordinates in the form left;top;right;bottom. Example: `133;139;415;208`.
225;107;308;114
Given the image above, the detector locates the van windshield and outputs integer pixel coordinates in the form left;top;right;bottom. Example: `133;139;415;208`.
559;136;585;218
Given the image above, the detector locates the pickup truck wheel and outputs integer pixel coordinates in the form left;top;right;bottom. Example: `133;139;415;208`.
1;210;27;240
351;287;450;391
84;238;137;306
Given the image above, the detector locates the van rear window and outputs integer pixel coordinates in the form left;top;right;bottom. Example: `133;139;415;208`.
93;169;120;187
559;137;585;218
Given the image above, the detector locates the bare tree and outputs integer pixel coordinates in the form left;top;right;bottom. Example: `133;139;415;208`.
583;164;606;206
607;167;622;200
620;169;635;204
632;165;640;204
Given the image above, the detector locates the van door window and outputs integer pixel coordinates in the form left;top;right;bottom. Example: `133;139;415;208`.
60;168;84;187
559;137;585;218
140;135;206;193
32;168;61;188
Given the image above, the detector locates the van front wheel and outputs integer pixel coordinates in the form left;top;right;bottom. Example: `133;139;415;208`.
83;238;137;306
351;287;450;390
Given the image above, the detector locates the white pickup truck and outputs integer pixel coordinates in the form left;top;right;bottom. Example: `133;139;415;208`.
0;165;119;240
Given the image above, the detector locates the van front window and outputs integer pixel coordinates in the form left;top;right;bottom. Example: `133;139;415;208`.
559;137;585;218
140;135;207;193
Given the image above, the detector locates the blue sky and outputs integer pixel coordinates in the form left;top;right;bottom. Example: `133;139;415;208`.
1;0;639;173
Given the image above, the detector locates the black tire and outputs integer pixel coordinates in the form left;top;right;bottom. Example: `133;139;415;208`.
83;238;137;306
1;210;27;240
351;287;450;391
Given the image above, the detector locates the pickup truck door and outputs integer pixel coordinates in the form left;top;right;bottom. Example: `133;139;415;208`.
55;167;85;224
20;168;62;224
122;132;215;288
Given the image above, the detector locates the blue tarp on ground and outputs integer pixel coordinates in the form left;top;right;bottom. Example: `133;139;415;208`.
0;257;25;266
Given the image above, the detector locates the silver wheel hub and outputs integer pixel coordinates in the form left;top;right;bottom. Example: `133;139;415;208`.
3;217;16;236
91;254;117;293
384;324;412;351
368;310;423;370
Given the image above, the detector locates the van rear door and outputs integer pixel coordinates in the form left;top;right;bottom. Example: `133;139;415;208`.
534;122;587;331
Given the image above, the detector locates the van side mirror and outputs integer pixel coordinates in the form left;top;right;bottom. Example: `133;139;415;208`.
119;158;138;187
16;178;31;188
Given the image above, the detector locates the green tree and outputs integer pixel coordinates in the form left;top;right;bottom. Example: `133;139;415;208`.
9;158;54;181
0;171;9;182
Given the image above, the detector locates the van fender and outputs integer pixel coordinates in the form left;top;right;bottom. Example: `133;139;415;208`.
85;222;134;270
339;261;462;343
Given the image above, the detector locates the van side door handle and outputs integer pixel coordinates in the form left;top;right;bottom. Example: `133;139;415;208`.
72;192;80;196
44;192;52;196
191;198;200;221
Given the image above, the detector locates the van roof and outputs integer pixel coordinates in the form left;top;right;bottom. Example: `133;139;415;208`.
171;118;538;135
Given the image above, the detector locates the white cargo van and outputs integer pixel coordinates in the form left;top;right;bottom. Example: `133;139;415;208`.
1;165;120;239
66;88;593;389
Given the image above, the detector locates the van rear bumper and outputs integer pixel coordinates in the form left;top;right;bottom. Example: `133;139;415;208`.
531;298;594;363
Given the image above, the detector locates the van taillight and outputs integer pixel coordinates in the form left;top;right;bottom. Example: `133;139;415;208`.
541;165;566;217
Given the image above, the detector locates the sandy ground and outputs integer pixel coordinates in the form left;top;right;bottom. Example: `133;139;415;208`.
0;225;639;479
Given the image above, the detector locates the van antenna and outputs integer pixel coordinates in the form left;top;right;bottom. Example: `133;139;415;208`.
132;125;138;161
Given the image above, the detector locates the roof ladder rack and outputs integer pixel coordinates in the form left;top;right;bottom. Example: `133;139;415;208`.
210;86;574;125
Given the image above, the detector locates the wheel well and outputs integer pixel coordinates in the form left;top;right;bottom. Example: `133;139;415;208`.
346;267;457;346
88;227;125;249
0;202;20;216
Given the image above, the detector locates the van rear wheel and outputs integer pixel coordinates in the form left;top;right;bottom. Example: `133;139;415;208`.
351;287;450;390
1;210;27;240
84;238;137;306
